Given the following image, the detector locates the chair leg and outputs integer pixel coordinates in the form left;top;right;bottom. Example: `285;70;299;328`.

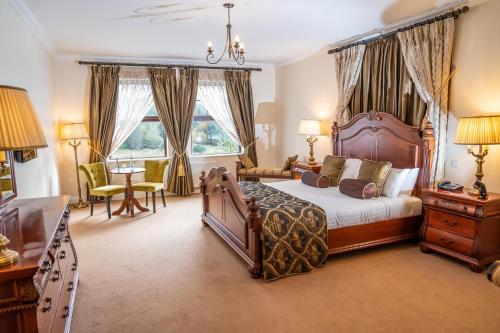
161;189;166;207
90;196;94;216
152;192;156;213
106;197;111;219
145;192;148;206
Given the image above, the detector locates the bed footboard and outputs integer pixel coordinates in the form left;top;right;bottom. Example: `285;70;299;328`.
199;168;262;278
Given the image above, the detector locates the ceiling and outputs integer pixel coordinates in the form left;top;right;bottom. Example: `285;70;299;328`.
20;0;482;65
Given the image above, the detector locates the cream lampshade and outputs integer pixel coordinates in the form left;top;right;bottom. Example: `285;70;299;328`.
455;115;500;196
0;85;48;267
298;119;322;165
60;123;89;209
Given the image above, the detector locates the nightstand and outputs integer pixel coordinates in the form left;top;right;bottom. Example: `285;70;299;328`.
420;187;500;272
291;161;322;180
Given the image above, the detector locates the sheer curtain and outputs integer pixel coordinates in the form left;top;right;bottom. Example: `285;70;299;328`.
198;70;240;145
110;66;154;155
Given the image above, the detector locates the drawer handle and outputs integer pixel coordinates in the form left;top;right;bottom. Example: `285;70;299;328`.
439;237;454;246
443;220;458;227
42;297;52;312
62;305;70;318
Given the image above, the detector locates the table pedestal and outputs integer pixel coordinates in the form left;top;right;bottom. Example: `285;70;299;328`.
112;173;149;217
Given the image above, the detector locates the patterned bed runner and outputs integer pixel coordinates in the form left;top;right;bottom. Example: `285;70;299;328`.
240;181;328;281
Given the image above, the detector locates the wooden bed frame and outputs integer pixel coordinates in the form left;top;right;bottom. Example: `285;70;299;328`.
199;111;435;278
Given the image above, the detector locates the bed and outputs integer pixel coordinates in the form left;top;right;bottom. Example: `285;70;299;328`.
199;110;435;278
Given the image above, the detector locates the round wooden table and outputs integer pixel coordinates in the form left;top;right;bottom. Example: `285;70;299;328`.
110;167;149;217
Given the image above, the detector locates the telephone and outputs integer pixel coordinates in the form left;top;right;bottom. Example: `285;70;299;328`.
437;180;464;192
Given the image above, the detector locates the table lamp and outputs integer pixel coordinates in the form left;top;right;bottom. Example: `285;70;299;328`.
0;151;6;173
60;123;89;208
0;85;48;267
298;119;322;165
455;115;500;196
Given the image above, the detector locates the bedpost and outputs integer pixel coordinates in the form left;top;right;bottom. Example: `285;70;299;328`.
422;121;435;191
199;170;209;226
332;121;340;155
247;197;262;278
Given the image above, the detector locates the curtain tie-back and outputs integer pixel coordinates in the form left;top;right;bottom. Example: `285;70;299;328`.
172;150;188;177
242;137;260;154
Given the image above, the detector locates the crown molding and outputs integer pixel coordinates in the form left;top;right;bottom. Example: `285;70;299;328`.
53;53;275;69
8;0;55;54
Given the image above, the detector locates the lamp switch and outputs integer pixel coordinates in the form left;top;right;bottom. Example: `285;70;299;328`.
450;159;459;168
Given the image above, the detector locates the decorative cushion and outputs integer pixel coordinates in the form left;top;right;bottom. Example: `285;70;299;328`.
282;154;298;171
301;171;330;188
382;168;410;198
320;155;346;186
339;158;362;182
487;261;500;287
132;182;164;192
89;185;126;197
238;154;255;169
339;179;377;199
357;160;392;197
399;168;420;195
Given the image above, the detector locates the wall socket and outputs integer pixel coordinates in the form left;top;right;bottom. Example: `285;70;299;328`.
450;159;459;168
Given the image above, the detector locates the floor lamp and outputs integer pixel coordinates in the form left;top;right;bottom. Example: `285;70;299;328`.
60;123;89;208
0;85;48;267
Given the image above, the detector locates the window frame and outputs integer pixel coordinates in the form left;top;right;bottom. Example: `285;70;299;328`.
109;112;168;161
190;102;241;157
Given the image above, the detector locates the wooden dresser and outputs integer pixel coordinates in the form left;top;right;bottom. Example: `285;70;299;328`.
0;196;79;332
420;188;500;272
291;162;322;180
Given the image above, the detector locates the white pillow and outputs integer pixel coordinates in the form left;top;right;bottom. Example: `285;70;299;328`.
399;168;420;194
382;168;410;197
339;158;362;181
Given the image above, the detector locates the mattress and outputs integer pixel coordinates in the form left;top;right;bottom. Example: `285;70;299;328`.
267;180;422;230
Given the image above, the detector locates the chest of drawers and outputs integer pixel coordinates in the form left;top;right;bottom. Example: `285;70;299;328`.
420;188;500;272
0;196;79;332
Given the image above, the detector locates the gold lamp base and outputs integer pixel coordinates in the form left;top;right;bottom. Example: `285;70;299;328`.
306;136;318;165
0;233;18;268
468;145;488;197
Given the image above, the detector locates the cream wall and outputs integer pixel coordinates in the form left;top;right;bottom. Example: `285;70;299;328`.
276;0;500;192
0;0;59;198
445;0;500;193
52;59;276;198
275;51;338;164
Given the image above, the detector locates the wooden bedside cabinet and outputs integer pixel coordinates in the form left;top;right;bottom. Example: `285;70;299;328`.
420;188;500;272
291;162;322;180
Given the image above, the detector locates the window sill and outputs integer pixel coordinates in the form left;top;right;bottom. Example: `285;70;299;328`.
190;153;240;158
107;157;168;163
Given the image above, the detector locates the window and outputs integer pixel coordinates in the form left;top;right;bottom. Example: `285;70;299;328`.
110;107;167;159
191;101;240;156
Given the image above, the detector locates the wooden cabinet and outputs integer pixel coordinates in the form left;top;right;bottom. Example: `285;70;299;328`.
420;188;500;272
0;196;79;332
291;162;322;180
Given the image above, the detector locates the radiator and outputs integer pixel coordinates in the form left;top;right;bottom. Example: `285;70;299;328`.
191;160;217;188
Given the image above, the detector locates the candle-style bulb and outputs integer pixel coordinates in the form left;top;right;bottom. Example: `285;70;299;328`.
240;43;244;50
235;35;240;43
207;41;213;48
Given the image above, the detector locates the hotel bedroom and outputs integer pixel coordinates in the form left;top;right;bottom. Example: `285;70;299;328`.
0;0;499;332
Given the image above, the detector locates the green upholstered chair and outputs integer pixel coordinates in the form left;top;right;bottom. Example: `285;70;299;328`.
132;159;169;213
79;162;126;219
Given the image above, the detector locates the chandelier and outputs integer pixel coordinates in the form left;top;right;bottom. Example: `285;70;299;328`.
206;3;245;65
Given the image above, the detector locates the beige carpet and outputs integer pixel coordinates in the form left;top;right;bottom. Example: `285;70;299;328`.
69;194;500;333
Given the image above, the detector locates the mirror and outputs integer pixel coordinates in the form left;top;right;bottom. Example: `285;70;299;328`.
0;151;17;207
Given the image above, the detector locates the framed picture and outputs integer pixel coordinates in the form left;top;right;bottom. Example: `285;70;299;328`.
14;149;38;163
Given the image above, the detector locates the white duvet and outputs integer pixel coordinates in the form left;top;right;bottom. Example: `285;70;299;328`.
266;180;422;230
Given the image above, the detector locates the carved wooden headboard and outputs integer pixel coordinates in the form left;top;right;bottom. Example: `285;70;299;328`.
332;110;435;198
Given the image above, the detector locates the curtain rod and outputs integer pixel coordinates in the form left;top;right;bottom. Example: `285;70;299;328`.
328;5;469;54
77;60;262;72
